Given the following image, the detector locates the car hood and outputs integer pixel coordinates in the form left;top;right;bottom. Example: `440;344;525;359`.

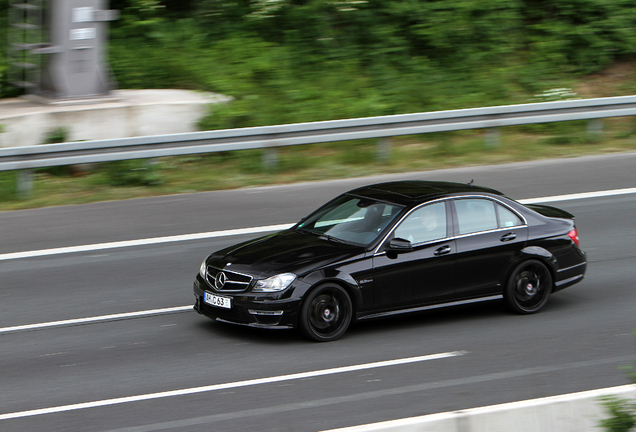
207;229;364;278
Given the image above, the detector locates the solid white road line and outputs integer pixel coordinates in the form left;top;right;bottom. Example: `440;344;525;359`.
0;306;193;334
0;223;294;261
0;351;466;420
1;187;635;262
518;186;636;204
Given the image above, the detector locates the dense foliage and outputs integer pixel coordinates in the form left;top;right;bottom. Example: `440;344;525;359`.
600;397;636;432
3;0;636;128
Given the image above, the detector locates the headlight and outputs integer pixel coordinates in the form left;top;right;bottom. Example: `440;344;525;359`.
253;273;296;292
199;260;207;278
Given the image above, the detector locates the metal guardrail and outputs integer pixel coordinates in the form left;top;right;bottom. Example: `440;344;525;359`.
2;95;636;171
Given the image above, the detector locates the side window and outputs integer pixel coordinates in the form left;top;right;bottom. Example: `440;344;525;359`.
455;199;498;235
394;202;447;244
497;204;523;228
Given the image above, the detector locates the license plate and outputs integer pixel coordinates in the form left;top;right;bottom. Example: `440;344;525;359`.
204;292;232;309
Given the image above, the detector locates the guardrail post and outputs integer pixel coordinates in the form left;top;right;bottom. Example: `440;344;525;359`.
17;169;33;199
485;128;500;147
587;119;604;141
263;148;279;171
377;138;392;162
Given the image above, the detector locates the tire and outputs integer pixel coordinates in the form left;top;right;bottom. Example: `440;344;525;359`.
504;260;553;314
299;283;352;342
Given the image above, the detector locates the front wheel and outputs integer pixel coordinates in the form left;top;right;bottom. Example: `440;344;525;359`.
299;283;352;342
504;260;553;314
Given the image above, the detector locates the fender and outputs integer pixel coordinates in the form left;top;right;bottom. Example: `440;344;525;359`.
515;245;559;277
298;268;364;313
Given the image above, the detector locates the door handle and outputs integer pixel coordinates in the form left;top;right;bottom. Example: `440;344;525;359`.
500;232;516;242
434;245;452;256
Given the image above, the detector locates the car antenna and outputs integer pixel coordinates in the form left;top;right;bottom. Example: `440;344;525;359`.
467;179;474;186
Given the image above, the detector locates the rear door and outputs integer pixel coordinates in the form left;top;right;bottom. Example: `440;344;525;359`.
452;198;528;298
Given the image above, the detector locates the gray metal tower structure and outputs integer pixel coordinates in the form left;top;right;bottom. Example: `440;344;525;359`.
8;0;119;101
7;0;45;92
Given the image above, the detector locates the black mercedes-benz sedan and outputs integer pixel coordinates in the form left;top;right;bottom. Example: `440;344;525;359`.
193;181;586;341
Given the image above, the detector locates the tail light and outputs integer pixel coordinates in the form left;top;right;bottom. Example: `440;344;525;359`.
568;229;580;247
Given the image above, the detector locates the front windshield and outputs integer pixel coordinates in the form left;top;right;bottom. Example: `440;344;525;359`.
295;195;404;246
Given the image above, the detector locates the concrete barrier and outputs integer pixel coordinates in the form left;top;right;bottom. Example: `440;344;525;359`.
322;384;636;432
0;89;231;148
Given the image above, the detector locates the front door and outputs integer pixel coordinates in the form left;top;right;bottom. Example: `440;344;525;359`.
372;201;456;310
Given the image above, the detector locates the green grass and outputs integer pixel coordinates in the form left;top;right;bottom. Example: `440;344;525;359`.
1;117;635;211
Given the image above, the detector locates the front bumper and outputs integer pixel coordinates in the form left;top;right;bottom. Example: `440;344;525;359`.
193;275;302;329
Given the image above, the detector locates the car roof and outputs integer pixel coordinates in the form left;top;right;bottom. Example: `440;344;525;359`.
347;181;505;206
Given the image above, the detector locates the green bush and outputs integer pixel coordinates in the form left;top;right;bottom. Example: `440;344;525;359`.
96;160;163;187
600;397;636;432
600;332;636;432
38;127;72;176
106;0;636;134
234;149;265;173
0;171;17;202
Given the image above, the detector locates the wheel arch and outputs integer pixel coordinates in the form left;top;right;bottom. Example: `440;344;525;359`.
298;270;362;320
506;246;558;292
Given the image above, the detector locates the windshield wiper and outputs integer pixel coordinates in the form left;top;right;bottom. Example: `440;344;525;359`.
318;234;347;244
295;227;320;236
295;228;347;244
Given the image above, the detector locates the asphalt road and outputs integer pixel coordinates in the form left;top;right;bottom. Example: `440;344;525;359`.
1;152;636;432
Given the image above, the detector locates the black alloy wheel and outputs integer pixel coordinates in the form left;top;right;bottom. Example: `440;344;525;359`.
505;260;553;314
299;283;352;342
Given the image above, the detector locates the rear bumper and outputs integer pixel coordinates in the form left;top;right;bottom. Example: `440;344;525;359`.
553;251;587;293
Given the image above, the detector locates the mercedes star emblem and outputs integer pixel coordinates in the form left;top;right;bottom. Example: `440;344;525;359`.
215;272;227;290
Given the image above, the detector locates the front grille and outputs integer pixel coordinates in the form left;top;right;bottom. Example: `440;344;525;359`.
205;266;253;292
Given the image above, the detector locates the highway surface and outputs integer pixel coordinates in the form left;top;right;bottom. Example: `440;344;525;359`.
1;152;636;431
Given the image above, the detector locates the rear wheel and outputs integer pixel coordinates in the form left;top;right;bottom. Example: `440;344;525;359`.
505;260;552;314
299;283;352;342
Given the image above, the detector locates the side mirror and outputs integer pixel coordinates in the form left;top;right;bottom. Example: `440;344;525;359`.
386;238;413;255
